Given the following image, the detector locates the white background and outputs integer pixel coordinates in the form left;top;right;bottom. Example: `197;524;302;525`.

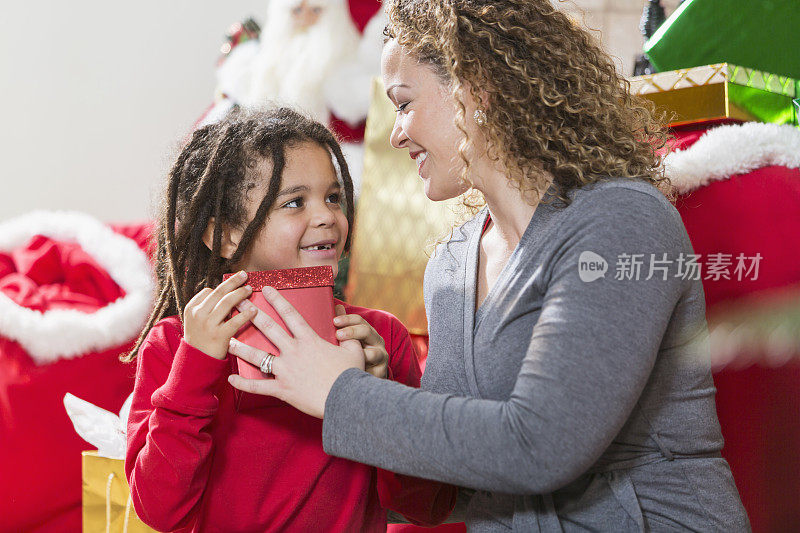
0;1;268;223
0;0;680;223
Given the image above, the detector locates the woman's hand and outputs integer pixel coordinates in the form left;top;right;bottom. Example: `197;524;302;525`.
334;305;389;379
227;287;366;418
183;271;256;360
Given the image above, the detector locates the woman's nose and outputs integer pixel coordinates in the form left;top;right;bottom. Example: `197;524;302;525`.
389;116;408;150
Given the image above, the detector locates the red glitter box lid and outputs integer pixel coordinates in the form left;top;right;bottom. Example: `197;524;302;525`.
222;265;334;291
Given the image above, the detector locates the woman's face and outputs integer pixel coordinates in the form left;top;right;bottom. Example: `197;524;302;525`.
381;39;474;201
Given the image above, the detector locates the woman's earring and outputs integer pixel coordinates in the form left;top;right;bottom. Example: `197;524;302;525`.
473;108;487;126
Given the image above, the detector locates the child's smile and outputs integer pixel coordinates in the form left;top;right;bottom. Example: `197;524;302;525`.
299;239;338;259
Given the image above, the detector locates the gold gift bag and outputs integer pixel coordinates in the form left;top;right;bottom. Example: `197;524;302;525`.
81;451;155;533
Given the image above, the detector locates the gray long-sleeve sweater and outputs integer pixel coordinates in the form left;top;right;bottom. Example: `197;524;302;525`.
323;179;750;532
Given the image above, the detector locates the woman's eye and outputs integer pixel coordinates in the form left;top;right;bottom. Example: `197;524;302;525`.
283;197;303;208
395;102;409;113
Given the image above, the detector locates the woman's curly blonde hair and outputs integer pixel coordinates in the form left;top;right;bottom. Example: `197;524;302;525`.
384;0;674;208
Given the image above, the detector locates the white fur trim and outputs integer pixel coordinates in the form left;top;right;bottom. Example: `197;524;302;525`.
664;122;800;193
0;211;154;364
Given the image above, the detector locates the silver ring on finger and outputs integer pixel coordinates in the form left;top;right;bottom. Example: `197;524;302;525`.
259;353;276;375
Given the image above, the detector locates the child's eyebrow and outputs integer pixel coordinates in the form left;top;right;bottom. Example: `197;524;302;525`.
277;182;340;196
277;185;309;197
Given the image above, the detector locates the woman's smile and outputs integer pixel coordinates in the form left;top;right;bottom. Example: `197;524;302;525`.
410;150;428;177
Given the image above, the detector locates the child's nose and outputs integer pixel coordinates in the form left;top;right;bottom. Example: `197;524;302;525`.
309;202;336;226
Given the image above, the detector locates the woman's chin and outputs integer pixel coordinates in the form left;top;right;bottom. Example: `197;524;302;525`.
422;180;442;201
424;183;461;202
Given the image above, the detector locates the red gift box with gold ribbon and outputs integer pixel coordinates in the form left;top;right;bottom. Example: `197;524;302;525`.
223;265;338;410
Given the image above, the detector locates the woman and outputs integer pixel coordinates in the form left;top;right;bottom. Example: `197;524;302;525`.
228;0;750;530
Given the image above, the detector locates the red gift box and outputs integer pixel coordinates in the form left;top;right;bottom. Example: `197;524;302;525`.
223;265;338;410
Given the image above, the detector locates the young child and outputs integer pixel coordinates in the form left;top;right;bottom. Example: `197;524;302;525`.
124;108;456;532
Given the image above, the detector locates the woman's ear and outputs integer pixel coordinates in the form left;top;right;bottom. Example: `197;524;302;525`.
202;217;240;260
458;81;491;109
474;88;492;117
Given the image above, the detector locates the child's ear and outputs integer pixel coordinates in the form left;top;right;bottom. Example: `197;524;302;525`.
202;217;240;260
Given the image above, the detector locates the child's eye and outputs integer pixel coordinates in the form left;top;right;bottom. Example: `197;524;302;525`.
327;193;342;205
395;102;409;113
282;197;303;209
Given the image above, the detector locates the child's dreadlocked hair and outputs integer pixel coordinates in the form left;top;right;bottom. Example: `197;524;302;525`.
123;107;355;362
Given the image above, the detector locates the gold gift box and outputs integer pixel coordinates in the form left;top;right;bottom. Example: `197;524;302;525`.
629;63;799;127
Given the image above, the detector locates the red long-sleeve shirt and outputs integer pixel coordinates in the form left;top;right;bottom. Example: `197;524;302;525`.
126;301;456;532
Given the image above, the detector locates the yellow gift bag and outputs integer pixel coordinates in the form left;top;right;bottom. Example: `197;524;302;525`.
81;451;155;533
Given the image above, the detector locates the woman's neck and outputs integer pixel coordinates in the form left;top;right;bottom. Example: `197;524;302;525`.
477;168;552;248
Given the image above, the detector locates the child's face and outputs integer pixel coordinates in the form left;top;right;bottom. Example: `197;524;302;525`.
236;142;348;276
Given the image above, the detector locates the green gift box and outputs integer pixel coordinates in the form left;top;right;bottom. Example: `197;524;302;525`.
644;0;800;80
629;63;799;127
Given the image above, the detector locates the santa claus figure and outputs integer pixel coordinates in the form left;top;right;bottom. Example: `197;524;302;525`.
208;0;386;193
244;0;360;121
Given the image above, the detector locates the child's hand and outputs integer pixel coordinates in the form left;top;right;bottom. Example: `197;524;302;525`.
333;305;389;378
183;271;256;360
